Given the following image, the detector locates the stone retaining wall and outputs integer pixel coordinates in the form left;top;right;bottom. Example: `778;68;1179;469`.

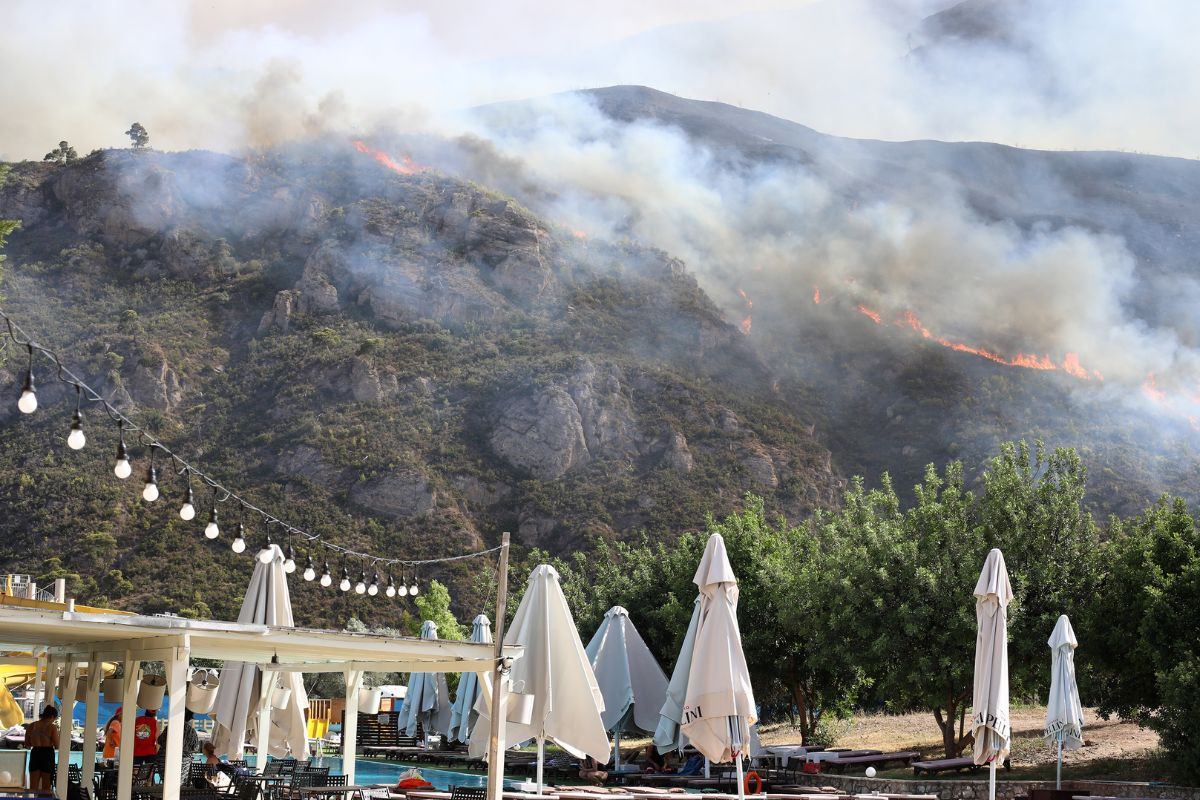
781;773;1200;800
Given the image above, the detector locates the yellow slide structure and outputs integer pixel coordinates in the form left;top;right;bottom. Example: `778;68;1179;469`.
0;660;116;728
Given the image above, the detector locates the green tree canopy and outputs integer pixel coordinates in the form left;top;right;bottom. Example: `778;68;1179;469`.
43;141;78;164
125;122;150;149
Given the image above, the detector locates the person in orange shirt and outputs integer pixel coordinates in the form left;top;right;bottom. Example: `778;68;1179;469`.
102;708;122;760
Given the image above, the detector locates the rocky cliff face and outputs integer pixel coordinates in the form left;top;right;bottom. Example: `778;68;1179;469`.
0;146;840;618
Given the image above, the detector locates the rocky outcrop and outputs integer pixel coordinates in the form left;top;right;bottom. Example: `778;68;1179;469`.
739;439;779;488
349;357;400;405
662;430;695;472
258;290;298;335
126;356;183;411
490;360;643;480
349;471;437;518
276;445;348;486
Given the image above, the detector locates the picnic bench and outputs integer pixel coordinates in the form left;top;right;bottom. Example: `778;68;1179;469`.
911;757;1010;776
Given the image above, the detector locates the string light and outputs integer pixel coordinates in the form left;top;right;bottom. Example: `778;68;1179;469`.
179;476;196;521
0;308;505;601
113;426;131;480
204;488;220;539
141;446;159;502
231;522;246;554
67;385;86;450
17;344;36;414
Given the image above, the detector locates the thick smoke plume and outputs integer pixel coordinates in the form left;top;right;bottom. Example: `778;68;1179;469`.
3;0;1200;423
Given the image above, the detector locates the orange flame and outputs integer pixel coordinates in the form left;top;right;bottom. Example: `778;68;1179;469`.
1062;352;1089;380
1143;373;1166;403
813;287;821;305
736;288;753;334
351;140;427;175
857;304;882;324
572;230;588;240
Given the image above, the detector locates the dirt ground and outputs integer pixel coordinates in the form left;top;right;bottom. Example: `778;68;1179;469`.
758;706;1160;770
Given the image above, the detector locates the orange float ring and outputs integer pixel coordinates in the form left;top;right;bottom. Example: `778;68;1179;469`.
744;770;763;795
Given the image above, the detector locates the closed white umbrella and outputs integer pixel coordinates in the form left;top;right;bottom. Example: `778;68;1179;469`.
399;621;453;739
680;534;757;800
653;596;701;756
447;615;493;743
468;564;609;795
585;606;669;771
211;544;310;760
971;548;1013;800
1044;614;1084;789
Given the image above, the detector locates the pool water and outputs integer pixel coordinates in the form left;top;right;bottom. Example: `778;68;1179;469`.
67;752;514;790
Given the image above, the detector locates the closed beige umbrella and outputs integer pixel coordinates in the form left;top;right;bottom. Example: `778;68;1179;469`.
211;544;309;760
1044;614;1084;788
971;548;1012;800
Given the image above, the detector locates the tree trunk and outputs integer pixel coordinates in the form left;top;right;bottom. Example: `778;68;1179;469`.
933;700;964;758
788;658;813;741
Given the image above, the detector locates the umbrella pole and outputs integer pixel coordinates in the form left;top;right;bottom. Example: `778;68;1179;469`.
614;729;621;772
735;751;746;800
1056;737;1063;789
988;760;996;800
704;758;710;779
537;736;545;796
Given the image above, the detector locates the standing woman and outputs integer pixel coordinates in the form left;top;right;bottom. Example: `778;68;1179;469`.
102;708;122;761
25;706;59;791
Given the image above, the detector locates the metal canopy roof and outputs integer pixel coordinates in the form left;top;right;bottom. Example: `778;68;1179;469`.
0;607;518;672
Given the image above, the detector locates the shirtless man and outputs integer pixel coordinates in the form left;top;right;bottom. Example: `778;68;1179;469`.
25;706;59;791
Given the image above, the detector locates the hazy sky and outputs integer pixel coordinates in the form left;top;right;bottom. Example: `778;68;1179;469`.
1;0;1197;158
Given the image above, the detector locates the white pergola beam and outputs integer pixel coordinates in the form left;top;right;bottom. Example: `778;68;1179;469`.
161;643;190;800
260;659;493;674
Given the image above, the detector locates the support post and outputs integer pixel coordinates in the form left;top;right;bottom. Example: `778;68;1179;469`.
614;729;620;771
988;760;997;800
162;646;190;800
342;669;363;786
255;670;275;774
536;737;544;796
55;663;79;799
31;653;46;722
81;657;101;794
485;531;511;800
1056;738;1062;789
117;655;139;800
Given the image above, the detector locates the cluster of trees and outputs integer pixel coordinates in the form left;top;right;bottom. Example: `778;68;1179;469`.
38;124;148;167
507;441;1198;780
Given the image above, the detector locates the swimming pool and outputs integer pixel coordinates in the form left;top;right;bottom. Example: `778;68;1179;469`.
65;752;516;790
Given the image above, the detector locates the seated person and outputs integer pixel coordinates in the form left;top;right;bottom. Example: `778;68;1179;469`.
579;756;608;786
644;745;674;773
201;742;245;785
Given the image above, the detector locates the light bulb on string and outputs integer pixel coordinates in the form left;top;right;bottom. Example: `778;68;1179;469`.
385;575;397;598
17;344;36;414
179;479;195;521
283;545;297;574
302;556;316;582
319;562;332;588
66;385;85;450
408;576;419;596
257;525;275;565
354;570;367;595
367;573;380;596
113;427;131;479
397;578;409;598
141;447;159;502
231;522;246;554
339;566;351;592
204;489;220;539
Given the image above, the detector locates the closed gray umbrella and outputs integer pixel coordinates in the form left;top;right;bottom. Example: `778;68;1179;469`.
399;621;453;738
971;548;1013;800
447;615;492;743
211;544;310;759
585;606;668;770
653;596;700;755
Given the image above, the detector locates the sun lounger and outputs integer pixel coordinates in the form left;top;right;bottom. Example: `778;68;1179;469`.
825;751;920;772
911;756;1010;776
